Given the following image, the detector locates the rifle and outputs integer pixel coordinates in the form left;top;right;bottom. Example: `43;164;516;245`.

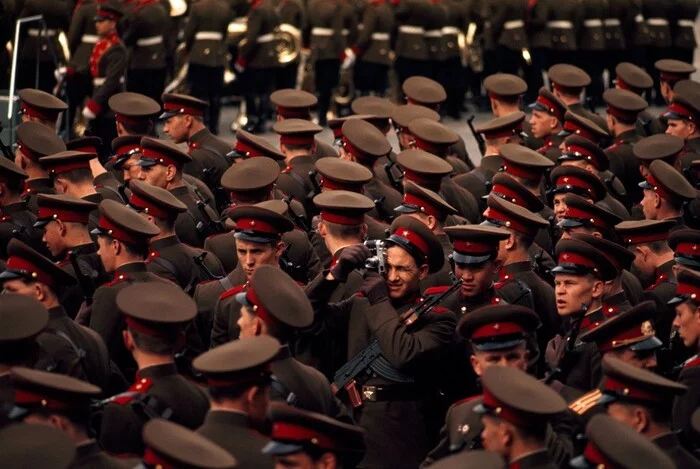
0;123;13;161
545;303;587;385
282;194;311;235
193;251;223;281
331;279;463;407
69;250;96;306
279;244;307;283
466;115;485;156
307;169;322;200
383;154;404;192
196;200;226;235
201;167;229;213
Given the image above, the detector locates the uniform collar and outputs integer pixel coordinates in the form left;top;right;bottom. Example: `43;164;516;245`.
82;192;102;204
74;440;102;460
137;362;177;380
509;449;551;469
150;235;181;251
650;431;682;450
66;242;98;259
501;261;532;280
616;129;638;144
275;344;292;361
205;409;251;428
48;306;68;320
115;261;148;276
1;201;27;214
169;185;190;197
189;128;210;145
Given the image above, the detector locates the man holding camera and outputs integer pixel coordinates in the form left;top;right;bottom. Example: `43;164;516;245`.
305;214;456;469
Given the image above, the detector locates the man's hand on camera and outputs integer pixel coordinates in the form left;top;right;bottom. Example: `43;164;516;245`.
327;244;370;282
361;271;389;305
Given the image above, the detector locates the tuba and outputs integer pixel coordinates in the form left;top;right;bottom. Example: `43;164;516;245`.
275;23;301;64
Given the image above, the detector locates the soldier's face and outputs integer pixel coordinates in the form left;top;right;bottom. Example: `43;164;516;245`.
384;246;426;300
273;452;334;469
454;261;496;299
236;239;281;280
470;344;528;377
631;246;655;279
639;189;660;220
529;110;556;139
480;415;509;457
138;164;168;188
607;347;657;371
163;116;189;144
666;119;696;140
1;279;38;300
121;156;142;184
96;236;117;272
95;19;115;37
673;301;700;348
554;273;595;316
41;221;65;257
552;194;568;222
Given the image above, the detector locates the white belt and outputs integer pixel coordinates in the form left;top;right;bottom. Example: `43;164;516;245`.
93;77;106;86
647;18;669;26
547;20;573;29
441;26;461;36
136;35;163;46
583;19;603;28
635;14;644;23
603;18;621;27
371;32;390;40
228;18;247;34
311;27;334;36
27;28;56;37
257;33;275;43
399;25;424;34
424;29;442;38
678;19;695;28
195;31;223;40
503;20;524;30
81;34;98;44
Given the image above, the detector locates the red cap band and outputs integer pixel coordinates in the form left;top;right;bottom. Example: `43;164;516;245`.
342;136;377;164
554;175;596;197
491;183;526;206
37;206;90;225
6;256;54;287
392;227;430;256
536;95;565;122
143;449;176;469
235;217;280;235
48;158;93;176
97;216;142;245
582;442;615;467
413;136;450;157
674;278;700;299
115;113;150;125
272;422;338;449
564;120;598;142
598;325;653;353
280;134;315;146
20;102;58;121
125;316;172;338
403;192;442;218
276;106;311;119
557;251;599;270
129;193;172;219
603;375;659;401
620;230;670;245
141;147;181;169
246;286;275;325
115;143;140;157
13;389;70;409
16;140;42;162
319;176;364;193
483;207;530;234
481;124;523;140
471;321;524;340
320;210;364;225
500;161;543;182
163;101;204;117
563;206;609;230
667;102;697;121
674;242;700;256
453;239;498;255
660;71;690;83
482;387;532;428
645;173;673;201
402;168;442;188
565;144;600;168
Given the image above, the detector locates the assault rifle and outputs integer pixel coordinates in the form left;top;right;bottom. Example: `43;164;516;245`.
545;303;587;385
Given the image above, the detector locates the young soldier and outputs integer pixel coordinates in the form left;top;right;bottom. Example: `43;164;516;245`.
528;87;568;160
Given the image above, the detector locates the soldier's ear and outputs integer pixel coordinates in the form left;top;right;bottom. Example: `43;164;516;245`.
469;354;482;377
417;263;429;281
591;279;605;300
653;191;662;208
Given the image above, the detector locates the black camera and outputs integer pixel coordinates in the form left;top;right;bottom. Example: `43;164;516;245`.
364;239;387;274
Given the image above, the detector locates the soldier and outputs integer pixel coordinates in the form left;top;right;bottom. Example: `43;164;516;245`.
654;58;696;105
337;119;401;223
33;194;106;317
614;62;666;137
80;3;128;156
550;165;608;225
232;265;351;420
672;0;699;64
570;414;674;468
14;121;66;214
109;135;143;184
547;64;608;132
305;215;456;468
136;137;220;247
8;368;136;469
98;283;210;455
194;336;277;467
121;0;168;103
453;112;527;202
348;0;392;97
160;93;233;209
528;87;568;161
0;157;45;260
349;97;397;185
16;0;69;92
422;305;542;466
392;0;429;89
594;356;700;468
108;92;161;140
669;269;700;446
87;200;171;379
557;193;622;241
669;228;700;273
65;0;99;136
269;89;338;160
441;225;531;315
182;0;233;132
487;196;559;363
638;159;696;230
482;74;541;147
481;0;527;76
577;0;606;105
17;89;67;131
663;88;700;156
406;118;469;175
276;0;305;91
545;0;582;67
0;239;113;386
498;143;555;204
127;180;224;293
141;419;236;469
547;238;618;392
0;424;75;469
392;103;441;151
572;233;641;313
477;367;568;468
210;203;294;347
263;404;366;468
233;0;280;133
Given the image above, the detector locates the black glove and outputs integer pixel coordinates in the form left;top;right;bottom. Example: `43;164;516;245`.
329;244;370;282
361;271;389;305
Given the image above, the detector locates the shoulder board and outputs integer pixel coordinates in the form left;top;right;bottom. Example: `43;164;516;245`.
605;143;620;152
684;355;700;369
102;274;127;287
450;394;482;409
0;215;11;223
219;283;246;300
424;285;451;296
568;389;602;416
490;296;503;305
56;259;70;268
354;291;366;298
107;378;153;405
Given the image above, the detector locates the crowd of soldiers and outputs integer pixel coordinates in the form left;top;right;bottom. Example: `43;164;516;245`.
3;0;700;468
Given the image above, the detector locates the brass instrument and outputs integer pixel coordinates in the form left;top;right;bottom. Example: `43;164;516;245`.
169;0;188;17
73;98;89;138
463;22;483;73
334;66;354;107
164;42;190;94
